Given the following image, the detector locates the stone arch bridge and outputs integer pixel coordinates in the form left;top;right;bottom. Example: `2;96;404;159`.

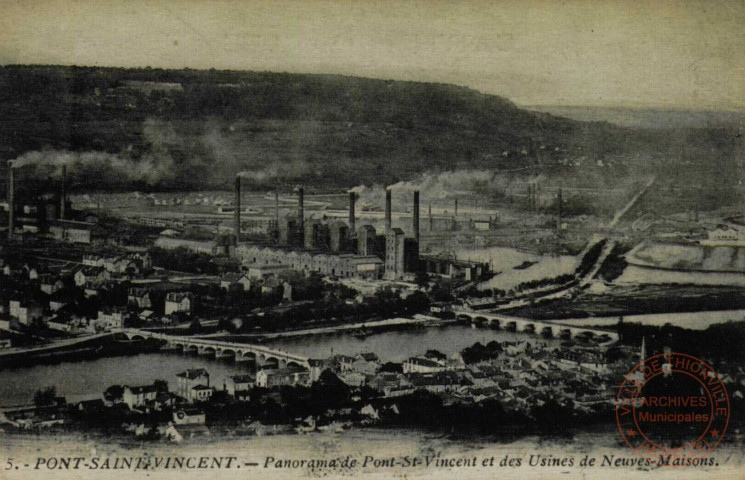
452;310;619;342
121;330;310;369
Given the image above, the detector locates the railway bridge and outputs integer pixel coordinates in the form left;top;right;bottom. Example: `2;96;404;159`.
121;330;311;369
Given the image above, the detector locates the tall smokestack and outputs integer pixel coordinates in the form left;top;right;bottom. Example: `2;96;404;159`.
234;176;241;245
557;188;563;229
413;190;420;243
297;187;305;244
428;203;433;231
7;161;13;240
348;191;356;232
274;190;279;224
60;165;67;220
454;199;458;217
385;189;392;233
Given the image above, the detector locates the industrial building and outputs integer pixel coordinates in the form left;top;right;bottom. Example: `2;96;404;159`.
4;162;86;241
49;220;107;244
234;244;383;279
154;236;225;255
419;254;488;281
227;179;421;281
226;178;489;282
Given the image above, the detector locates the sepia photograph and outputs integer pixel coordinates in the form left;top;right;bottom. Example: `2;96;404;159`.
0;1;743;478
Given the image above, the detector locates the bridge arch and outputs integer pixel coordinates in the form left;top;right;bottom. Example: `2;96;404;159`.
263;356;279;369
219;348;237;360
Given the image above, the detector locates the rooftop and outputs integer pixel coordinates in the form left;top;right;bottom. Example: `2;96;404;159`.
177;368;209;379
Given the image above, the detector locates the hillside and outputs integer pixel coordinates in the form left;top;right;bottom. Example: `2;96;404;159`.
0;65;740;194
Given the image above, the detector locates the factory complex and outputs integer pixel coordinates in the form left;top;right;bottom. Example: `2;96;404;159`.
2;166;488;284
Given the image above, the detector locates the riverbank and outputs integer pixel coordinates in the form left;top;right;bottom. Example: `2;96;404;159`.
202;315;451;342
0;336;163;369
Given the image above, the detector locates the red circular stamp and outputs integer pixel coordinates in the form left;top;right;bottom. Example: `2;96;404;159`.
615;352;730;466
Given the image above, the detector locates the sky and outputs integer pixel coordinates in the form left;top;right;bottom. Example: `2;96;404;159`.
1;0;744;110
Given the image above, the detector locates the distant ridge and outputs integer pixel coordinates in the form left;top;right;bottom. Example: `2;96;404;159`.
525;105;745;129
0;65;739;191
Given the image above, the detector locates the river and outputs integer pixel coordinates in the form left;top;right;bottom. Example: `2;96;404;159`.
0;325;555;406
0;352;252;406
261;324;559;361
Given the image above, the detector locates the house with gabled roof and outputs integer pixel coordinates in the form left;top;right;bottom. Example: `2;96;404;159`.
223;374;254;397
74;266;109;287
39;275;64;295
165;292;193;316
122;384;160;409
176;368;210;402
128;288;152;309
220;272;252;292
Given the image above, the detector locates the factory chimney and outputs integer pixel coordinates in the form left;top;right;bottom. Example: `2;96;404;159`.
297;187;305;245
454;199;458;217
413;190;420;243
428;203;433;231
7;161;14;240
557;188;563;229
348;191;356;232
274;190;279;225
60;165;67;220
385;189;392;233
234;176;241;246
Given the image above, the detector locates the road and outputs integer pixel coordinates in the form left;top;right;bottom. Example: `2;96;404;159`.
609;176;656;229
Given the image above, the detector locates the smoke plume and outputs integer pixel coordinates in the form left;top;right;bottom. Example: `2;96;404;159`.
10;150;175;187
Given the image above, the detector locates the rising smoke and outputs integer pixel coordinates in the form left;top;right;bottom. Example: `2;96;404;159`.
8;118;317;189
351;170;548;209
237;159;311;183
9;150;176;187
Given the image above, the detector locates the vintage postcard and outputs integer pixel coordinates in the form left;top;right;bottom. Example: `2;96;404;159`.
0;1;743;479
